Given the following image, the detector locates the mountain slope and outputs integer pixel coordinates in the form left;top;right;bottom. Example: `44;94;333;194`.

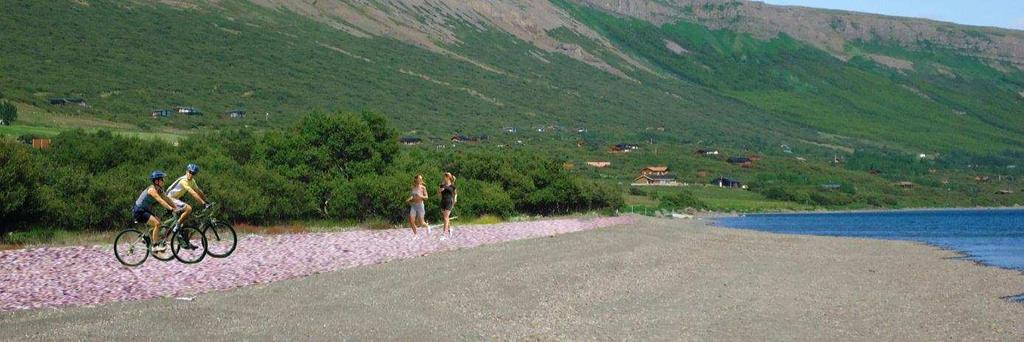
1;0;1022;156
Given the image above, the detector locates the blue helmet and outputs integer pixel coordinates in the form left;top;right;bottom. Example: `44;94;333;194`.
187;163;199;174
150;170;166;182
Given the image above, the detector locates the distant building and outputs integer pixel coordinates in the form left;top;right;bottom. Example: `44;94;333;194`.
587;161;611;168
634;173;679;186
49;98;85;106
633;166;678;186
399;136;422;145
502;127;517;134
821;183;842;191
451;134;476;143
727;156;751;164
151;109;172;118
640;166;669;176
895;181;915;189
695;149;719;156
31;138;51;149
711;177;743;188
175;107;202;116
225;109;246;119
611;143;639;153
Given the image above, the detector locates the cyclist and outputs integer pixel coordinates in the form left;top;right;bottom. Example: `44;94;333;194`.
132;171;179;252
166;163;209;225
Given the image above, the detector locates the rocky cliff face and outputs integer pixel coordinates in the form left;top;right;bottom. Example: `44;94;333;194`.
205;0;1024;74
574;0;1024;67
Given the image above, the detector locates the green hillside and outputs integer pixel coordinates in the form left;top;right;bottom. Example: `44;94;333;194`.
1;0;1022;227
3;0;1022;153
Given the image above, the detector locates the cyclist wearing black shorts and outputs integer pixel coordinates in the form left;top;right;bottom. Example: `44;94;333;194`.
132;171;179;252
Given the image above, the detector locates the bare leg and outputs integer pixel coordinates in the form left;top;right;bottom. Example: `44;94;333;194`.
178;203;192;224
409;213;418;235
148;216;161;243
442;210;451;235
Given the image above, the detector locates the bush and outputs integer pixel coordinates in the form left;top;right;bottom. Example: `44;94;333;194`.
628;186;648;196
0;100;16;125
761;185;811;204
0;141;43;233
0;113;624;234
658;190;707;210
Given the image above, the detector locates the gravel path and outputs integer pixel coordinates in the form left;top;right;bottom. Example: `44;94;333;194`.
0;216;634;312
3;216;1022;340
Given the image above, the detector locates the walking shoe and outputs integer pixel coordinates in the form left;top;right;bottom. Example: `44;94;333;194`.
152;243;168;253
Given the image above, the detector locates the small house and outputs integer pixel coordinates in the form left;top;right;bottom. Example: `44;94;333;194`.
151;109;172;118
711;177;742;188
31;138;51;149
176;107;202;116
975;176;990;182
634;173;679;186
226;109;246;119
895;181;915;189
49;98;86;106
727;156;751;164
640;166;669;176
502;127;517;134
587;161;611;168
611;143;639;153
633;166;678;186
696;149;719;156
821;183;842;191
451;134;476;143
399;136;422;145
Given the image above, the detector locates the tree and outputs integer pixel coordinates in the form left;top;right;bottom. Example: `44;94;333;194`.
0;141;43;232
0;100;16;126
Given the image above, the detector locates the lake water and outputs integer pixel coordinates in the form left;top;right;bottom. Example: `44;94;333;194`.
715;209;1024;272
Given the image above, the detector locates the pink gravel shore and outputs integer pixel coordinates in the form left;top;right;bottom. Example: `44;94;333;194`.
0;216;634;312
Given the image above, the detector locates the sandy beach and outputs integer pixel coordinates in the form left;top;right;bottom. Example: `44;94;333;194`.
2;216;1022;340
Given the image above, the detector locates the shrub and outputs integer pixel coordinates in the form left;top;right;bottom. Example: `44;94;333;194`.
658;190;707;210
0;141;43;232
0;100;16;125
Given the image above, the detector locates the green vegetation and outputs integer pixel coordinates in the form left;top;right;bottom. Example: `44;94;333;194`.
0;101;16;125
0;113;621;236
0;0;1021;240
550;0;1024;154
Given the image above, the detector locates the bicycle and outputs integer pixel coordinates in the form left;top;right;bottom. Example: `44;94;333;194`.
113;211;208;266
193;202;237;258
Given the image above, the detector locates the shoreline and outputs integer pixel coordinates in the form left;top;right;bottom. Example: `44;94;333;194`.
706;209;1024;276
729;205;1024;216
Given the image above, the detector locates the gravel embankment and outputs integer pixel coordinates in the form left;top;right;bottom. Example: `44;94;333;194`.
2;216;1023;341
0;216;633;312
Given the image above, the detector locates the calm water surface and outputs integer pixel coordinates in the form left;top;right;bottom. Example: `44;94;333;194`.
715;209;1024;272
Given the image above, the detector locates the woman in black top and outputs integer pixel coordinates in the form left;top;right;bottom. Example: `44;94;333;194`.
439;172;458;239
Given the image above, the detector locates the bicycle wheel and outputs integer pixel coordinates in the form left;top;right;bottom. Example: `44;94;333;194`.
113;229;149;267
203;221;237;258
171;226;207;264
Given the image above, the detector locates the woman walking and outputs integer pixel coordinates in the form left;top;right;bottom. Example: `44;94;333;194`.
407;174;429;237
439;172;458;239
